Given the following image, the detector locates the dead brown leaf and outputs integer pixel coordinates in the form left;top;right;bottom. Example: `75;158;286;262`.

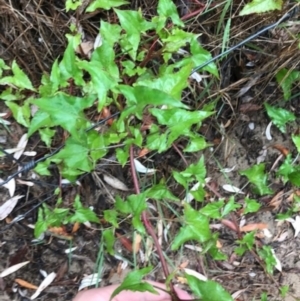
240;223;268;232
268;190;284;210
272;144;289;156
239;103;262;113
76;41;93;56
176;276;188;284
133;233;142;254
9;245;28;266
179;260;189;269
221;219;239;233
71;222;80;233
138;148;150;158
47;226;73;240
55;261;68;282
15;278;38;290
116;232;133;252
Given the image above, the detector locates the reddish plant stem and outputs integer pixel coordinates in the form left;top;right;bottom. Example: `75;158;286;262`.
205;182;222;199
181;7;205;21
129;145;176;295
139;38;159;69
172;143;188;167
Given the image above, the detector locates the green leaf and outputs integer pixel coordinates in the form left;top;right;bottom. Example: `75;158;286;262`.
115;9;154;60
39;67;64;97
90;40;119;79
49;59;63;94
100;21;122;46
86;0;128;11
11;61;35;91
116;147;129;166
0;87;22;101
166;127;191;149
54;138;93;174
276;154;295;183
59;33;84;86
146;132;169;153
257;245;276;274
66;0;83;11
235;232;255;256
0;61;35;91
146;107;212;152
131;127;143;147
31;93;95;139
208;244;227;260
28;110;52;137
244;197;261;214
122;60;139;76
186;275;233;301
77;60;118;110
34;208;47;238
118;85;188;120
88;131;108;161
200;200;224;219
5;101;31;127
173;157;207;190
150;108;212;126
240;163;273;195
189;186;206;202
280;285;289;297
239;0;283;15
161;28;194;57
190;38;219;77
264;103;295;133
104;209;119;228
184;135;208;152
110;267;158;300
39;128;55;147
103;228;115;255
171;203;211;250
175;38;218;77
70;207;99;223
288;170;300;187
222;196;241;217
180;156;207;183
115;195;131;214
292;135;300;153
34;161;51;176
70;195;99;223
173;170;188;189
50;207;70;225
145;184;179;201
147;120;196;153
157;0;184;27
276;68;300;100
136;63;192;99
127;193;147;233
261;292;268;301
0;59;9;78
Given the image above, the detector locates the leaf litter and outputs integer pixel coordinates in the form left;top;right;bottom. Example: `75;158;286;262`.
0;261;30;278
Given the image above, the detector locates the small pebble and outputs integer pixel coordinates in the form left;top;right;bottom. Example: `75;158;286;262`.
0;136;7;144
248;122;255;130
